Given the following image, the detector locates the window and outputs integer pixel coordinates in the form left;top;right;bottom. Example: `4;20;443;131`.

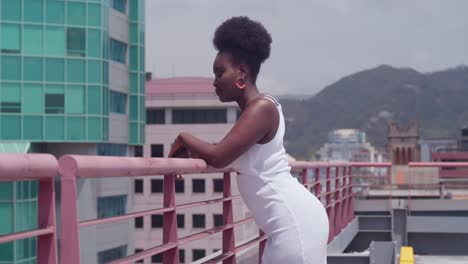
192;249;206;262
135;248;143;263
177;214;185;228
110;38;127;63
179;249;185;263
67;28;85;57
135;216;143;228
1;24;21;54
151;179;163;193
151;214;163;228
110;91;127;114
97;195;127;218
192;214;205;228
134;179;143;193
146;109;165;124
1;84;21;113
151;144;164;158
214;214;223;227
192;179;205;193
98;245;127;264
66;86;85;113
175;179;184;193
213;179;223;193
45;94;65;114
112;0;127;13
97;144;127;156
151;253;162;263
172;109;227;124
134;146;143;157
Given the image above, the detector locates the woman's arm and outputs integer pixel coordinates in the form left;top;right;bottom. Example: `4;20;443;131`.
176;98;278;168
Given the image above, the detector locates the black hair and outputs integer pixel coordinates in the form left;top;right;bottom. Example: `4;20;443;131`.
213;16;272;82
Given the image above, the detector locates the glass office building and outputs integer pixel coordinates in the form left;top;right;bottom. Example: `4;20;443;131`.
0;0;145;262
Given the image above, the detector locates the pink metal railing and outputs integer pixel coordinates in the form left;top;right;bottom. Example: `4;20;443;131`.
0;154;58;264
1;154;371;264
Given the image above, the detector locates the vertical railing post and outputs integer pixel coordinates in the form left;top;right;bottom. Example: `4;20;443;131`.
334;167;342;237
37;178;58;264
163;174;179;264
326;167;334;243
342;167;349;227
302;168;308;189
314;168;321;199
58;157;81;264
348;166;354;222
223;172;236;264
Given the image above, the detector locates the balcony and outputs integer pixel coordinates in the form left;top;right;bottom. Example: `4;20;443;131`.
1;154;468;263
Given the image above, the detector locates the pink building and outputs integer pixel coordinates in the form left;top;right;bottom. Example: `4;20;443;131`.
133;77;257;263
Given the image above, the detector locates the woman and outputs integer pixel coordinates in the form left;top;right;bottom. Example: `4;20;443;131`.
169;16;329;263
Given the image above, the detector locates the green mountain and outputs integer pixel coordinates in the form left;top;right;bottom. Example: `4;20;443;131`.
280;65;468;159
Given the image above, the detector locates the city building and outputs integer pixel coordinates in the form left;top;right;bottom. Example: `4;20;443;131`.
0;0;145;263
387;121;420;165
317;129;381;162
135;76;257;263
419;138;458;162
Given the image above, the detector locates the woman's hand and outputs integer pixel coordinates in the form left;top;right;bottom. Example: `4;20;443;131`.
168;137;187;158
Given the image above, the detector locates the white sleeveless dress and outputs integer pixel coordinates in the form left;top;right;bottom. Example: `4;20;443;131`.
231;95;329;264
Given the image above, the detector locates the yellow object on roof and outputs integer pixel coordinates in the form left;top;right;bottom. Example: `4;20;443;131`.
400;246;414;264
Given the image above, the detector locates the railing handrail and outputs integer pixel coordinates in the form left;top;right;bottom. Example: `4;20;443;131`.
2;154;391;264
0;153;58;180
409;162;468;168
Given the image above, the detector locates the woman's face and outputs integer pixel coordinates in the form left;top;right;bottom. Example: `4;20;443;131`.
212;52;243;102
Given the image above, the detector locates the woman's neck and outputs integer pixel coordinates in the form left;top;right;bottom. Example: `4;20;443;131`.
238;85;261;110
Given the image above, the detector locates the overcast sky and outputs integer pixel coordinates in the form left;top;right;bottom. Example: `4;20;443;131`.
145;0;468;95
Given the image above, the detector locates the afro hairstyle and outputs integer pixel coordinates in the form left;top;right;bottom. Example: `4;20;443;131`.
213;16;272;82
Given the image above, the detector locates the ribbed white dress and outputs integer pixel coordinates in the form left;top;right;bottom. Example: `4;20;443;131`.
231;95;329;264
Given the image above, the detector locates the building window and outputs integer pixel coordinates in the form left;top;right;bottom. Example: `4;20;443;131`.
151;214;163;228
97;245;127;264
45;94;64;114
146;109;165;124
175;179;184;193
151;253;162;263
97;195;127;218
134;146;143;157
192;214;205;228
192;249;206;262
151;179;163;193
112;0;126;13
151;144;164;157
0;102;21;113
97;143;127;156
67;27;85;57
134;179;143;193
0;84;21;113
177;214;185;228
135;248;144;263
1;24;21;54
192;179;205;193
135;216;143;229
110;38;127;63
173;109;227;124
110;90;127;114
179;249;185;263
213;179;223;193
213;214;223;228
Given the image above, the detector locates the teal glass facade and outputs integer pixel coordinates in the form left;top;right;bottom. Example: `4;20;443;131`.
0;0;145;145
128;0;145;145
0;181;38;264
0;0;145;263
